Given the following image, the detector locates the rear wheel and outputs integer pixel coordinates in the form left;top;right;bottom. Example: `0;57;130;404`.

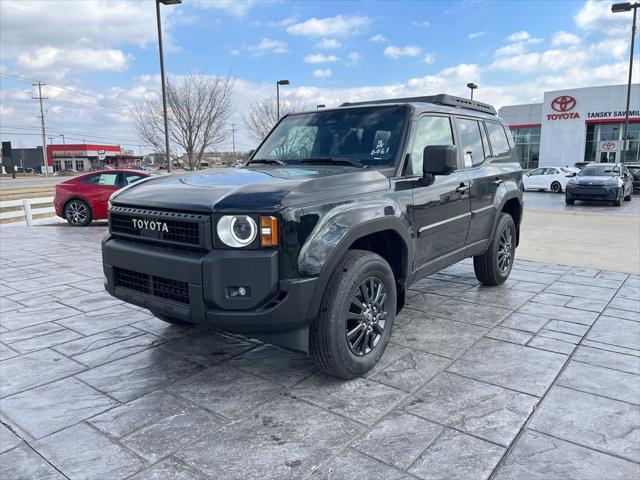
473;213;516;286
309;249;396;379
550;181;562;193
64;199;92;226
624;190;632;201
151;312;193;326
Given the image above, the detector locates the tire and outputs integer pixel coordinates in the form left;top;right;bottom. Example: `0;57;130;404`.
64;199;92;226
565;197;575;205
152;312;193;326
624;191;632;201
473;213;516;286
550;181;562;193
309;249;396;379
613;191;622;207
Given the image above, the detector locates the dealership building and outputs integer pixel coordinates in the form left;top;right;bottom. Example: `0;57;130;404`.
46;144;143;172
498;83;640;169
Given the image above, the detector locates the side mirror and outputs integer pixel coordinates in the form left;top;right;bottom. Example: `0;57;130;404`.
423;145;457;176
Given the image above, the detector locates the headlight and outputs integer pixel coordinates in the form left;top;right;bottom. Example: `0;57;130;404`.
217;215;257;248
606;178;622;187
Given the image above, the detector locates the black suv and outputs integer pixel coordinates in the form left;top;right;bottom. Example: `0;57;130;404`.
102;94;523;378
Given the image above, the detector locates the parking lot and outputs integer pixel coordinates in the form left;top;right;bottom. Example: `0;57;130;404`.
1;220;638;480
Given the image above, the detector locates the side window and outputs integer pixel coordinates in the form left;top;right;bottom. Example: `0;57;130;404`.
408;116;454;175
124;173;145;185
547;168;559;175
486;122;510;156
80;174;100;185
97;173;118;186
528;168;543;176
455;118;487;167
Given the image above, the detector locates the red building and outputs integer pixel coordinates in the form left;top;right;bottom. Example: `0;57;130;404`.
47;144;143;172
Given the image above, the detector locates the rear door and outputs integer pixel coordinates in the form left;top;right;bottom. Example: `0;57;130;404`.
458;117;503;246
78;172;121;218
410;114;471;268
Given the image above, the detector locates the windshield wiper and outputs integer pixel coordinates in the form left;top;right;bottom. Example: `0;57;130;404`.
246;158;286;166
300;157;367;168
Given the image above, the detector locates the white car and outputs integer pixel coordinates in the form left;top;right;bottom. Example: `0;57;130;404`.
523;166;579;193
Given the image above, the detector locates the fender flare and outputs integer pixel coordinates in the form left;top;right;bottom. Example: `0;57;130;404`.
303;214;413;321
489;181;523;245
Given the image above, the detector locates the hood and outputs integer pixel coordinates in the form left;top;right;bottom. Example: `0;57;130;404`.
576;175;617;186
111;166;390;213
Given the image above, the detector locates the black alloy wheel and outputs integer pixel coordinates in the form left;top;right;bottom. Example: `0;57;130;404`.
550;181;562;193
64;199;92;226
497;226;514;274
346;276;388;356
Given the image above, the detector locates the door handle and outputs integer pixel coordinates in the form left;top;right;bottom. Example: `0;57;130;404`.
493;178;503;186
456;184;470;194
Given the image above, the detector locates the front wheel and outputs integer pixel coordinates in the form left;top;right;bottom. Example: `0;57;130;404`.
613;191;622;207
473;213;516;286
550;181;562;193
565;197;575;205
309;250;396;379
64;199;92;226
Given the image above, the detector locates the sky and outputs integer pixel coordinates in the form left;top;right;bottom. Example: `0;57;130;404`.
0;0;638;153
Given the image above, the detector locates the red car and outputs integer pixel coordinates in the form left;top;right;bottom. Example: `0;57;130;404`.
55;170;151;226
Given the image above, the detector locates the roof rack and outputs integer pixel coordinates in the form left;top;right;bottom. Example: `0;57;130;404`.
339;94;497;115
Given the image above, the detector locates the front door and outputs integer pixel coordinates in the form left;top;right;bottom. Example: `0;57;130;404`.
408;115;471;269
599;151;618;163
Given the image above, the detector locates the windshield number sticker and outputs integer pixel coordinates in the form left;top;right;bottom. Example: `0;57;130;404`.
371;139;389;157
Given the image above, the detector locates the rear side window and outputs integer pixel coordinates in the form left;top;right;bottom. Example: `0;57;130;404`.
455;118;487;167
486;122;510;156
82;173;118;186
124;173;145;185
409;115;454;175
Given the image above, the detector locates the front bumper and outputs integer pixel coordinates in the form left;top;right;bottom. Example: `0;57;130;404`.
566;184;620;201
102;236;317;342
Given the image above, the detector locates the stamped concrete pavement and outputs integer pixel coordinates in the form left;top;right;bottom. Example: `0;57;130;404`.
0;225;639;480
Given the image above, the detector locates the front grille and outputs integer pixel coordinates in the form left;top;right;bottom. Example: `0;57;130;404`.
114;267;190;304
573;186;608;196
109;206;208;248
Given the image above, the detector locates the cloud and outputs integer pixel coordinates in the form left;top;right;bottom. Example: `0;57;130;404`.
303;54;339;64
575;0;628;34
490;49;589;72
346;51;362;66
412;20;430;27
312;68;332;78
507;30;531;42
468;31;487;39
552;31;581;46
247;38;288;56
423;52;436;64
370;34;387;43
384;45;421;59
316;38;341;49
287;15;371;37
495;43;526;57
16;47;131;74
229;49;241;56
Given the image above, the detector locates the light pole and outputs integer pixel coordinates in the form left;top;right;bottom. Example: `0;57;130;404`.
276;79;290;119
156;0;181;173
317;104;325;109
59;134;65;145
612;2;638;163
467;83;478;100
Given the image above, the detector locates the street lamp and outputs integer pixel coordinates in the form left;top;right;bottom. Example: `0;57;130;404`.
317;104;325;109
59;134;65;145
276;79;290;119
467;83;478;100
156;0;182;173
612;2;638;163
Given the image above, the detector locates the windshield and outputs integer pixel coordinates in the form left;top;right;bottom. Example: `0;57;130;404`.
580;164;619;176
251;106;408;168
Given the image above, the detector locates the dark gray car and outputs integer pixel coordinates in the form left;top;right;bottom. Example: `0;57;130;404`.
565;163;634;206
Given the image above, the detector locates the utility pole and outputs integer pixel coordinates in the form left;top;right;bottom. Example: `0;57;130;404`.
230;123;237;163
32;81;49;176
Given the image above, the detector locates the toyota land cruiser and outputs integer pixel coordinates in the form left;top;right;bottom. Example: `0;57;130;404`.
102;94;523;378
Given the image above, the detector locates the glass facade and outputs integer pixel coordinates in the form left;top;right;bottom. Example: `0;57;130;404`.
584;122;640;163
510;126;541;169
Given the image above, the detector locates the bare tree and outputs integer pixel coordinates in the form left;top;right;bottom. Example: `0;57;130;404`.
134;73;234;170
244;97;307;143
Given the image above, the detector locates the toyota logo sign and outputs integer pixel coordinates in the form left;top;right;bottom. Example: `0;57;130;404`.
547;95;580;121
602;142;616;150
551;96;576;112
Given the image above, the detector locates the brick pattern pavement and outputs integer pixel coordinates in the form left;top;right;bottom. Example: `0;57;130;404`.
0;225;639;480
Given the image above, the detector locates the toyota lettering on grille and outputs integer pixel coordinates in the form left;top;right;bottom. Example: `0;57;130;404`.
132;218;169;233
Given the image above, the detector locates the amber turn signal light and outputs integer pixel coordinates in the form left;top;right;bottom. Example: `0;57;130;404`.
260;216;278;247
